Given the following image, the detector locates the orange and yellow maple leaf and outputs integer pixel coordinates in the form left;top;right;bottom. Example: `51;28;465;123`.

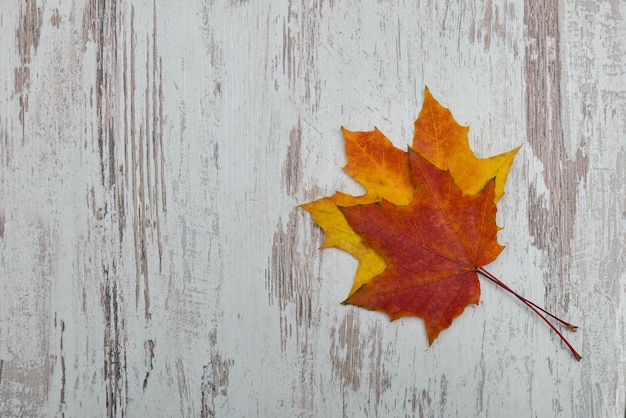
300;88;582;359
302;88;518;297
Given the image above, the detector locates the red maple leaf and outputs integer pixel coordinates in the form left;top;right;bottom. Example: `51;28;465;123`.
340;149;503;344
302;88;581;360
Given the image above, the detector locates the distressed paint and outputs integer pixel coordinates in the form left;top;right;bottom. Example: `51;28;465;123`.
524;0;589;302
0;1;624;417
15;0;43;131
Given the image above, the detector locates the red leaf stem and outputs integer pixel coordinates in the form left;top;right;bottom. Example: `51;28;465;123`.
477;268;581;361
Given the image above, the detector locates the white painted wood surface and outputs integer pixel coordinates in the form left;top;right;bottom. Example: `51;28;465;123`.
0;1;624;416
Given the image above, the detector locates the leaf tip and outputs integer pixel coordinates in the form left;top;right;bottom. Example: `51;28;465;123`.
423;85;433;100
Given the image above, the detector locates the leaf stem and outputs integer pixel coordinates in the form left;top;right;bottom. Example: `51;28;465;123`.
476;267;581;361
477;268;578;331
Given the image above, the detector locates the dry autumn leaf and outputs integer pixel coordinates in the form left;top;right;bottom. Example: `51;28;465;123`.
340;149;502;344
301;88;581;360
302;89;520;296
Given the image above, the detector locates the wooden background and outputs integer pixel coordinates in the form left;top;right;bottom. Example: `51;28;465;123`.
0;1;624;417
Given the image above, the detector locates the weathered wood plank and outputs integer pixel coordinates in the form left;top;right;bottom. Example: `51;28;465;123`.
0;1;623;417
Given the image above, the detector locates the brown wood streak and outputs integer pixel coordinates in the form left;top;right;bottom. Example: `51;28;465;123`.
283;0;321;111
5;4;51;415
15;0;42;135
134;0;166;322
101;268;127;417
81;0;167;415
523;0;588;297
265;0;333;407
282;118;302;196
0;208;5;240
82;2;129;415
174;358;191;415
200;331;233;418
329;312;391;414
59;320;66;408
129;5;141;313
142;339;155;390
267;212;315;353
267;117;322;411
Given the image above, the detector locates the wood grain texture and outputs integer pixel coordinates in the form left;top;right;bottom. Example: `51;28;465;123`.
0;1;624;417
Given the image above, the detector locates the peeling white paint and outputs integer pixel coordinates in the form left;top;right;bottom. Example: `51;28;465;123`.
0;1;624;417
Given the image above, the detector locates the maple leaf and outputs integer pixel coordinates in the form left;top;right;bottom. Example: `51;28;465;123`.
301;88;581;359
303;89;519;297
339;149;503;344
